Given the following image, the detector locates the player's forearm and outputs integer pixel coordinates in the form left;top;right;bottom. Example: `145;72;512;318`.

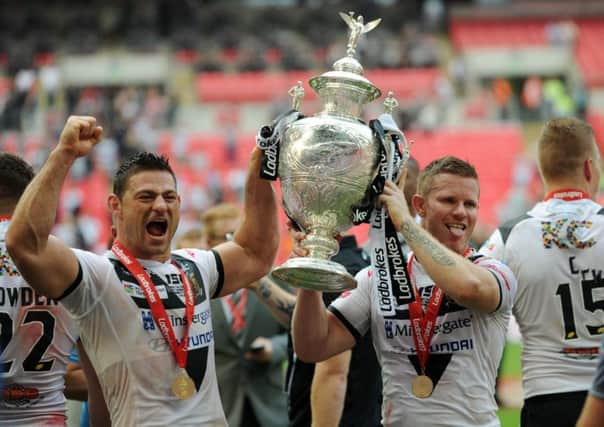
398;216;497;312
7;148;75;257
292;289;330;361
311;352;351;427
311;381;346;427
251;276;296;329
235;149;279;275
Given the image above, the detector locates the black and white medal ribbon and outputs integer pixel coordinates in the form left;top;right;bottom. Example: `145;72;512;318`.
368;113;414;317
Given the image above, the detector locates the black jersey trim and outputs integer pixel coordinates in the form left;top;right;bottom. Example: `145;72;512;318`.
489;270;503;313
56;261;83;301
598;207;604;215
498;213;531;244
211;249;224;298
328;306;361;341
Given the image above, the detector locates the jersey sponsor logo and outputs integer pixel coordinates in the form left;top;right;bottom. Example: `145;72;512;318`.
541;219;596;249
0;249;19;277
0;383;40;407
141;310;155;331
0;287;58;307
123;281;169;299
141;308;211;331
384;316;473;339
560;347;600;360
411;337;474;353
147;331;214;353
552;190;585;199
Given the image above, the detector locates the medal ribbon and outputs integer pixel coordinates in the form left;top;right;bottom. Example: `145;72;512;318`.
407;248;472;369
407;254;444;369
112;240;194;369
544;188;590;201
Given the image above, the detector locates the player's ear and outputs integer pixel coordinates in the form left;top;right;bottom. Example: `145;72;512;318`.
412;194;425;218
107;194;120;214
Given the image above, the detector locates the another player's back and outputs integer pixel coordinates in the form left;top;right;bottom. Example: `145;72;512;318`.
503;198;604;398
0;220;79;426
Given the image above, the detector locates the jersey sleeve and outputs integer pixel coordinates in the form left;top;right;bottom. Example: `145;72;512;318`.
478;229;505;260
474;256;517;314
59;249;115;319
328;267;372;340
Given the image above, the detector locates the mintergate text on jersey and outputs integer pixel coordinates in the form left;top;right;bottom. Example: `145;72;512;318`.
385;316;473;338
141;309;211;330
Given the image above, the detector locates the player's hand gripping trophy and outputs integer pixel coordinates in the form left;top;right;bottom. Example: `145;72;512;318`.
256;11;411;291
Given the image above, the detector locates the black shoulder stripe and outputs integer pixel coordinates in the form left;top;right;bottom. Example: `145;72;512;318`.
598;208;604;215
56;261;83;301
489;270;503;313
498;213;531;244
211;249;224;298
328;306;361;341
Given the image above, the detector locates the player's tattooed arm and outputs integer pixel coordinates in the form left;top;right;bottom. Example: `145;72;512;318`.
250;276;296;329
399;219;455;266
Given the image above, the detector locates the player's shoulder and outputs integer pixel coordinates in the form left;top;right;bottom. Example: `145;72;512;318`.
172;248;214;265
496;213;534;245
354;265;372;282
74;248;114;270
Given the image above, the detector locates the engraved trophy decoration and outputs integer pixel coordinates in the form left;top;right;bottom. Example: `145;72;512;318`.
258;12;409;291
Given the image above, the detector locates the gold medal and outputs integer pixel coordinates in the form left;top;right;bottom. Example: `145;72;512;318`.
172;372;195;400
411;374;434;398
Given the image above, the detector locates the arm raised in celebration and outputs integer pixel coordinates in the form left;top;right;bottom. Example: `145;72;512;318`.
213;147;279;296
7;116;103;299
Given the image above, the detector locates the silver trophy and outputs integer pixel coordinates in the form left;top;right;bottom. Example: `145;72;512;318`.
269;12;395;291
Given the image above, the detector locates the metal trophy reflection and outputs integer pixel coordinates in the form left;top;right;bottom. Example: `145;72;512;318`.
263;11;408;291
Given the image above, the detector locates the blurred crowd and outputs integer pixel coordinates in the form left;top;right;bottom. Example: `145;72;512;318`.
0;0;600;258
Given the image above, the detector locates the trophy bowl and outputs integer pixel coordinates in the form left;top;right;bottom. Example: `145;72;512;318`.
269;12;387;291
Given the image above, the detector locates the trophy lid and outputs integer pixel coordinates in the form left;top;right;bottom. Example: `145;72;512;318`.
309;12;382;104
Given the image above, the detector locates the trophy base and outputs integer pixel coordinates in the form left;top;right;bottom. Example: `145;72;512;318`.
270;257;357;292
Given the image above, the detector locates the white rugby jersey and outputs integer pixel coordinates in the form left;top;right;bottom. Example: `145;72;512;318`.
0;219;79;426
60;247;227;426
330;249;516;427
480;197;604;399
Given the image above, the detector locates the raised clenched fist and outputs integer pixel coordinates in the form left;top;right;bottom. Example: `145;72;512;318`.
58;115;103;159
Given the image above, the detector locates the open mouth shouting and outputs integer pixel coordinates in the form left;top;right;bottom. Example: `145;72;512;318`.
146;219;168;238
